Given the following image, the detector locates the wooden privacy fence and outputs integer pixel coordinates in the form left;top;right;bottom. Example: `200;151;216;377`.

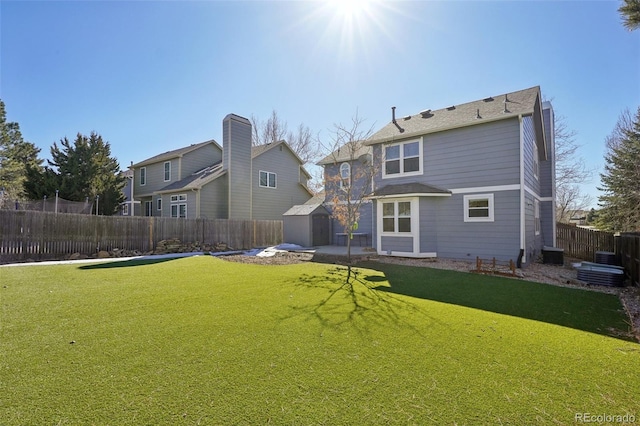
0;210;283;263
556;223;639;287
617;233;640;287
556;223;616;261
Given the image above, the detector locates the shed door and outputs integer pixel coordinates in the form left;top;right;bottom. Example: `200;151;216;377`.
312;214;330;246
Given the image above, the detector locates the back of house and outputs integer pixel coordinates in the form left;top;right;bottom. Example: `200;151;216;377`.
321;86;555;266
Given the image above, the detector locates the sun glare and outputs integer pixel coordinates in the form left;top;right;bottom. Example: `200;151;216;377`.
329;0;371;19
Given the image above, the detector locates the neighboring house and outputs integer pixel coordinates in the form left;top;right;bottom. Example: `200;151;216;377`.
130;114;313;220
118;169;136;216
317;86;556;265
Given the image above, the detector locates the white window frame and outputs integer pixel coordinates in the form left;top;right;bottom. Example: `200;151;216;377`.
170;203;187;218
339;162;350;189
259;170;277;188
170;194;187;202
140;167;146;186
463;194;494;222
534;199;540;235
157;198;162;211
533;141;539;181
381;200;413;234
382;139;423;179
122;204;129;216
164;161;171;182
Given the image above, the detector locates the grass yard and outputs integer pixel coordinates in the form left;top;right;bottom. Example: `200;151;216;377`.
1;256;639;425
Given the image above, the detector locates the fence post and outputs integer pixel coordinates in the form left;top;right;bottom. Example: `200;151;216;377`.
148;217;154;252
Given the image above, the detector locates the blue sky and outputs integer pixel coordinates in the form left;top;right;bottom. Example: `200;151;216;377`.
2;0;639;207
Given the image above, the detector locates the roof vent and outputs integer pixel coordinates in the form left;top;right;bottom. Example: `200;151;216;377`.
403;115;411;121
504;94;509;103
476;109;482;119
446;105;456;111
420;109;433;118
391;106;405;133
483;97;494;102
503;103;509;114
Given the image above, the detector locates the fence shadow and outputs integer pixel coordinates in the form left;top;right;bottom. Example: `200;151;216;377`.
358;261;636;342
78;257;181;270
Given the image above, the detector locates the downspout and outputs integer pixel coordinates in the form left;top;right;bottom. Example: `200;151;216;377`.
518;115;526;266
130;162;135;217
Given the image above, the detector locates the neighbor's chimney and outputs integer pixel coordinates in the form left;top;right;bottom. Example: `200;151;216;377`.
223;113;252;220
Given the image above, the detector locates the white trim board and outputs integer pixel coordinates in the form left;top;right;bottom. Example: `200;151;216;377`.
449;184;520;194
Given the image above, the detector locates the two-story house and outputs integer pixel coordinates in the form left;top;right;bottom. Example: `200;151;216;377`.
130;114;313;220
319;86;555;265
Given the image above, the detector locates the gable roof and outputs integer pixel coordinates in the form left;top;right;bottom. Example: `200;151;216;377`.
155;162;226;194
132;139;221;168
316;141;372;166
365;86;543;145
252;140;312;179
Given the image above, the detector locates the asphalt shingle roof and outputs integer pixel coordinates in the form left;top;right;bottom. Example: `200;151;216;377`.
317;141;372;165
366;86;541;144
156;162;225;193
132;140;221;168
372;183;451;197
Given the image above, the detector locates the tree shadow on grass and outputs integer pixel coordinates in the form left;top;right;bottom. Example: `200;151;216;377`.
282;266;445;337
359;261;636;342
78;257;180;270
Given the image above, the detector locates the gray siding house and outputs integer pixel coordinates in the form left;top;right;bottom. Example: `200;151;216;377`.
319;86;556;265
130;114;313;220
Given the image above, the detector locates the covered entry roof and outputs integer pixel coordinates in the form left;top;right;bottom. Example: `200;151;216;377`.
370;183;451;199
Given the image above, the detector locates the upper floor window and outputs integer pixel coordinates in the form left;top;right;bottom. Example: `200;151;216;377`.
260;171;277;188
170;194;187;202
164;161;171;182
339;162;350;189
464;194;494;222
383;140;422;178
140;167;146;186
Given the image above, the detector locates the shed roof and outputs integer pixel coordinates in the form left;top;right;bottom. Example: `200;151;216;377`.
283;203;329;216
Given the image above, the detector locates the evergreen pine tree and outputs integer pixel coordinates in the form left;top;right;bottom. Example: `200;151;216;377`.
26;132;126;215
619;0;640;31
0;100;43;206
597;107;640;231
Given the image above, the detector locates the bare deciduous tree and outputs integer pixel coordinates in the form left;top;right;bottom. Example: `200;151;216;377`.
321;112;377;281
250;109;321;165
554;113;595;223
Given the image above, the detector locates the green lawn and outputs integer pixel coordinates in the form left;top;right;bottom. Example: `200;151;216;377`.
1;256;639;425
